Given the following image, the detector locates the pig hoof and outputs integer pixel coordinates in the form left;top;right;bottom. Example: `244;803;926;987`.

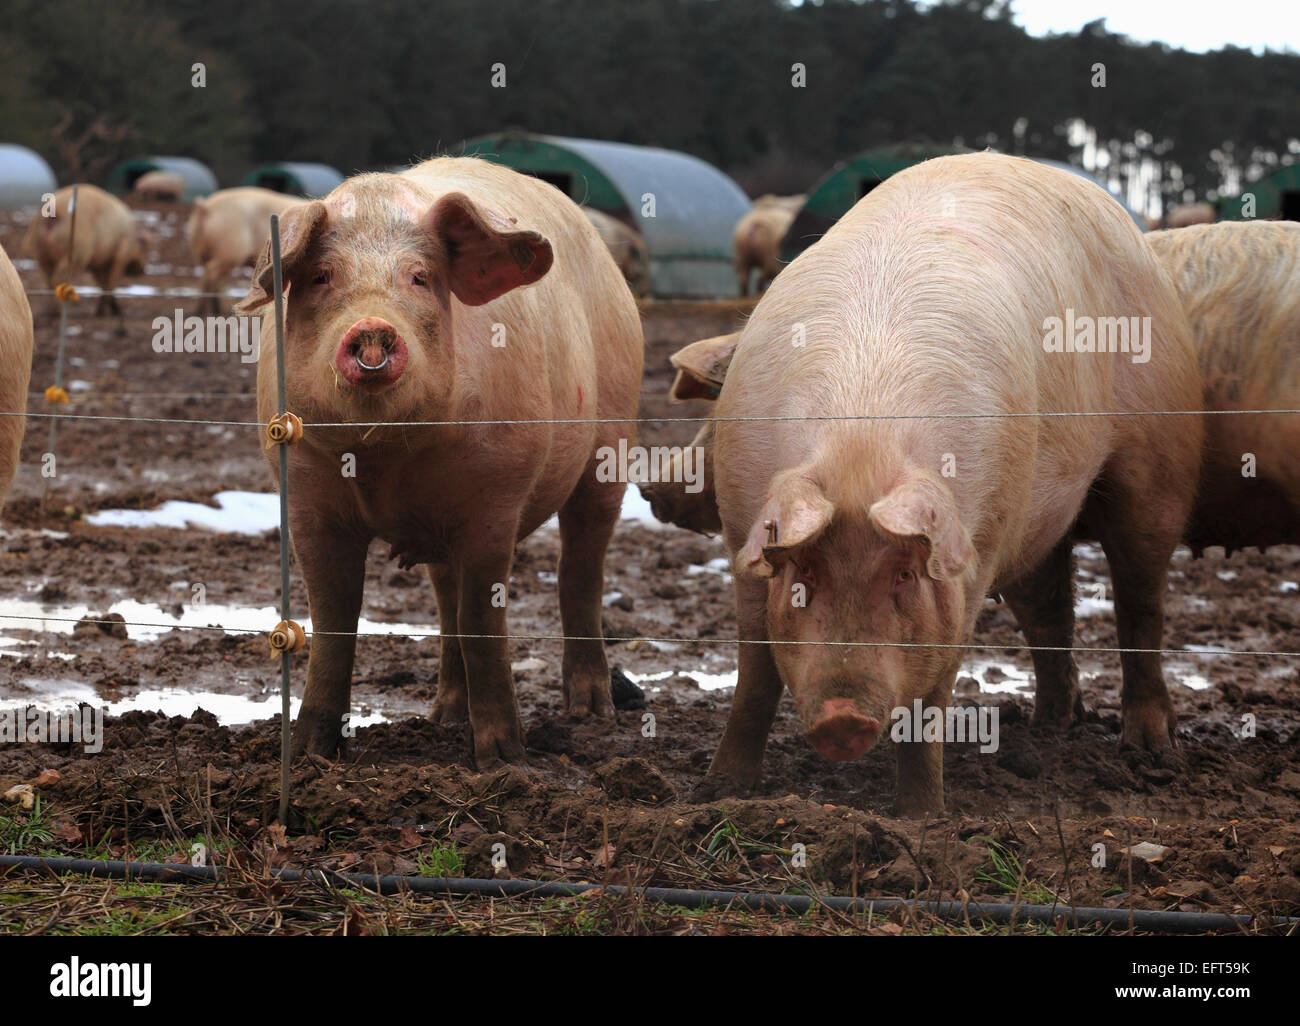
1030;695;1085;732
473;733;526;768
291;712;347;759
563;681;614;719
429;699;468;725
1119;703;1178;759
694;769;759;800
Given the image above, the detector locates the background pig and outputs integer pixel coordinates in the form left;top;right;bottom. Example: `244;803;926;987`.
1148;220;1300;551
1164;202;1216;228
0;243;34;518
188;187;303;314
236;157;643;766
581;207;649;297
132;170;185;202
20;184;148;327
706;153;1202;815
732;195;802;296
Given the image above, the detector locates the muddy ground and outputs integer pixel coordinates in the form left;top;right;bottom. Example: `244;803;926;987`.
1;203;1298;932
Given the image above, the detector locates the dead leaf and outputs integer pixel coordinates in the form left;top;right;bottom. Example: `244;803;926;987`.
266;823;289;848
591;843;616;870
33;769;60;787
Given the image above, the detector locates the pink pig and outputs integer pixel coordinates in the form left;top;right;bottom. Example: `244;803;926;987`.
236;157;643;766
706;153;1203;815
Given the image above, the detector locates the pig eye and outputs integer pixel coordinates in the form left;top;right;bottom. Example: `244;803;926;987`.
895;569;915;587
312;268;332;286
410;270;429;288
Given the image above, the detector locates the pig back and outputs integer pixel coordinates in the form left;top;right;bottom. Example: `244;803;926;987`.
714;153;1200;575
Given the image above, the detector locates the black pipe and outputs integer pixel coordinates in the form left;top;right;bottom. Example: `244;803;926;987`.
0;854;1292;933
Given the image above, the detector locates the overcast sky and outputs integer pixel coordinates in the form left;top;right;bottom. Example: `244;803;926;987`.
1007;0;1296;53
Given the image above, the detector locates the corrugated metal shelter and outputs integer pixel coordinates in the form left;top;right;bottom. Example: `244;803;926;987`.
781;146;1148;261
106;156;217;200
1217;161;1300;221
458;132;750;297
780;143;966;261
243;162;345;197
0;144;57;209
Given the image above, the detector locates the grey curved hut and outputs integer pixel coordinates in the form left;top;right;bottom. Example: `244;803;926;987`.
0;144;57;209
242;162;345;197
458;132;751;297
106;156;217;200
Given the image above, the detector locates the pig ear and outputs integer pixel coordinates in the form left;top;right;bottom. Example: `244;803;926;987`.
735;473;834;578
868;477;973;581
669;333;741;402
426;192;553;306
235;201;328;314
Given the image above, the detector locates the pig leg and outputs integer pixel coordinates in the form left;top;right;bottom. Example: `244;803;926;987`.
895;677;950;817
291;524;369;758
1088;470;1183;758
202;261;228;316
556;473;617;717
427;562;468;723
457;544;526;765
706;575;783;790
1005;538;1086;730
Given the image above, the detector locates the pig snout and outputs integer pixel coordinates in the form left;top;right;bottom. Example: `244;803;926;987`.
807;698;881;761
336;317;408;391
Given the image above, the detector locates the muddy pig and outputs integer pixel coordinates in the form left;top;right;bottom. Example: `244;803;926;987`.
235;157;643;765
733;196;802;296
638;332;737;534
581;207;649;297
132;170;186;202
706;153;1202;816
0;243;34;517
21;184;148;328
1148;221;1300;551
188;187;304;315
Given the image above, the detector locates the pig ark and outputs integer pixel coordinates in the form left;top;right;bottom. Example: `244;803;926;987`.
236;157;643;766
705;153;1202;816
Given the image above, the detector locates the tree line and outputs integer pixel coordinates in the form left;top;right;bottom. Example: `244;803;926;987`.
2;0;1296;211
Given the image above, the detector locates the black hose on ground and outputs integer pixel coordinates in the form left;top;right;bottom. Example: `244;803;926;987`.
2;854;1294;933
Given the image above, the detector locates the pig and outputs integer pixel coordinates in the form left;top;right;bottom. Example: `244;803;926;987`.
704;153;1202;816
235;156;643;766
732;196;803;296
188;187;304;315
0;243;34;517
132;170;186;202
581;207;650;297
637;332;737;534
20;184;147;327
1147;221;1300;551
1164;203;1216;229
